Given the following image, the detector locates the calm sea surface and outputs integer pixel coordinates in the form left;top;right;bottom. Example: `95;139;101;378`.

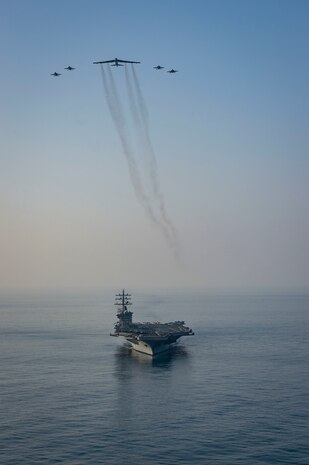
1;291;308;464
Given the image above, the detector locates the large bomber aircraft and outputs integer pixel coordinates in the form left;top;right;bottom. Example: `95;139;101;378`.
65;66;75;70
93;58;140;67
167;69;178;73
51;72;61;76
154;65;164;70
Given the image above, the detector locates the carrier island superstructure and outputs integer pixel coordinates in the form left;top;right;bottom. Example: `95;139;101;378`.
111;290;194;356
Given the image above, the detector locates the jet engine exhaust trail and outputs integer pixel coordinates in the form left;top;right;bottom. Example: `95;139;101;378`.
100;65;175;246
98;64;179;257
100;65;158;225
129;64;179;256
125;64;141;127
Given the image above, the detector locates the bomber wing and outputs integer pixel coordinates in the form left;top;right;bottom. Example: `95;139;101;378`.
117;59;140;64
93;60;115;64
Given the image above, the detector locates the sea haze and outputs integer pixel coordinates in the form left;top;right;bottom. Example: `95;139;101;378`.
1;291;308;465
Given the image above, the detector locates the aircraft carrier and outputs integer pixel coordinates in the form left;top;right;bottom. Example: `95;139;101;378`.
110;290;194;356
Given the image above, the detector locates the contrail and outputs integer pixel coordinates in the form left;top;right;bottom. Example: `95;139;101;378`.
125;64;141;127
129;65;180;256
100;65;156;225
130;64;157;193
125;65;179;256
100;65;175;247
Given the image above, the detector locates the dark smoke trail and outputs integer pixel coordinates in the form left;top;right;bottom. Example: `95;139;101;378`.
130;64;149;126
125;67;178;256
125;65;141;127
125;66;179;256
100;65;156;224
130;65;180;256
100;65;174;244
130;64;158;194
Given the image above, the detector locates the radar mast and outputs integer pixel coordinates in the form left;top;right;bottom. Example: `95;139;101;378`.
114;290;133;325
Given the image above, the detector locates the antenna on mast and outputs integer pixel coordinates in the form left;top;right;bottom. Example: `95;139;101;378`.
114;289;133;325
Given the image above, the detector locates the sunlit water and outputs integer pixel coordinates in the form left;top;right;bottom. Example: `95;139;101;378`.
1;291;308;464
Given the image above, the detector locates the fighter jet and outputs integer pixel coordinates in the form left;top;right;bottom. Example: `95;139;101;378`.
51;72;61;76
93;58;140;66
64;66;75;70
154;65;164;70
167;69;178;73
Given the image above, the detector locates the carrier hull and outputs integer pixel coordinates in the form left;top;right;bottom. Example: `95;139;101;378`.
111;290;194;357
129;340;170;356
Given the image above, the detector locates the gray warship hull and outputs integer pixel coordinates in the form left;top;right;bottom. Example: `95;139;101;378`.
111;291;194;356
131;340;170;356
114;330;191;355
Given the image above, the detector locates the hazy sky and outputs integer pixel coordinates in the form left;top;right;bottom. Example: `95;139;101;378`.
0;0;308;291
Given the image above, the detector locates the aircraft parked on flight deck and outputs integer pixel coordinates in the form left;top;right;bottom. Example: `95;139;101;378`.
93;58;140;67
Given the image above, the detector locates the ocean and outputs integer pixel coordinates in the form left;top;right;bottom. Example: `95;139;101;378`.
0;290;308;464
